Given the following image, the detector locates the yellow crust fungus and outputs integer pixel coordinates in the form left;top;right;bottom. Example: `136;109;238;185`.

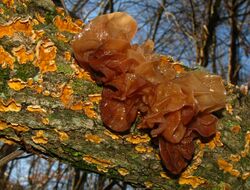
70;61;93;81
144;181;153;188
2;0;14;7
0;121;29;132
9;123;29;132
104;129;120;140
55;129;69;141
241;131;250;157
31;130;48;144
0;8;4;14
226;103;233;115
179;176;206;189
118;168;129;176
64;51;71;61
56;33;69;42
135;144;153;153
88;94;102;104
230;125;241;134
82;102;97;119
0;17;33;38
207;131;223;149
181;150;204;177
53;15;82;34
229;154;241;162
8;78;27;91
60;84;73;107
125;134;151;144
34;40;57;73
160;172;170;179
32;30;45;41
85;133;103;144
217;158;241;177
0;98;21;112
12;45;34;64
0;46;15;70
242;172;250;180
26;105;47;113
35;12;46;24
41;117;49;125
0;138;15;145
83;155;114;172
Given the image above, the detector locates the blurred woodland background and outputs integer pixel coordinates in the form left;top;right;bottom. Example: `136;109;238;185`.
0;0;249;189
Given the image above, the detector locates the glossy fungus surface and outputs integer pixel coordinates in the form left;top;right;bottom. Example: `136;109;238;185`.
72;12;226;174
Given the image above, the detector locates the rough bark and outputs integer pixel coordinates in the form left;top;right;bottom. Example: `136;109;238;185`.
0;1;250;189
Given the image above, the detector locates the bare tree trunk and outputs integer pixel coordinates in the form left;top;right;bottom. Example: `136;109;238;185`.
227;0;240;85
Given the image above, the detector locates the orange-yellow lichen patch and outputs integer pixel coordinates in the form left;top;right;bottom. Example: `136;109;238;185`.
56;7;65;15
0;98;21;112
0;46;15;69
229;154;241;162
41;117;49;125
207;131;223;149
71;62;93;81
181;150;204;177
53;15;82;34
0;138;15;145
83;155;114;172
82;102;97;119
104;129;120;140
85;133;103;144
0;121;29;132
70;101;84;111
242;172;250;180
135;144;153;153
34;40;57;73
173;63;186;74
26;105;47;113
0;8;4;14
56;33;69;42
2;0;14;7
0;17;33;38
12;45;34;64
74;19;84;27
88;94;102;104
32;30;45;41
179;176;206;189
125;134;151;144
118;168;129;176
31;130;48;144
9;123;29;132
32;84;43;94
241;131;250;157
64;51;71;61
8;78;27;91
35;12;46;24
0;121;8;130
160;172;170;179
60;84;73;107
43;90;50;96
217;158;241;177
144;181;153;188
55;129;69;141
230;125;241;134
27;78;33;86
226;103;233;115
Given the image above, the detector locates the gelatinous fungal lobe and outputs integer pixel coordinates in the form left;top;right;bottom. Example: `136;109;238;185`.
72;12;226;174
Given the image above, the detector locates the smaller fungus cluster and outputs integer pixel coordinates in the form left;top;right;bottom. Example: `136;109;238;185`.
72;12;226;174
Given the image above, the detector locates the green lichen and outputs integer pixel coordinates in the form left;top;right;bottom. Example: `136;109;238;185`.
56;59;74;75
14;63;39;81
0;68;10;98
